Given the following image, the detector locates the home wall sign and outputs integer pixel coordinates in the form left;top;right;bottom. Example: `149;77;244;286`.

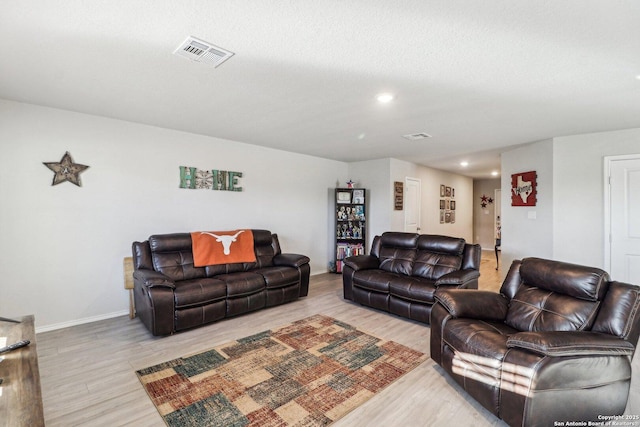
511;170;537;206
179;166;243;192
43;151;89;187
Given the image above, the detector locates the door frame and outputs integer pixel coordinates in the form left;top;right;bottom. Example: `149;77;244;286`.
603;153;640;272
404;177;421;232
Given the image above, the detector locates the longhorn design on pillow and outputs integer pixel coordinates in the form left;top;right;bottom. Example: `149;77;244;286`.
200;230;245;255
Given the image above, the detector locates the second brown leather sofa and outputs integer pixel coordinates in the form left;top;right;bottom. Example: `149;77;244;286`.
341;232;481;323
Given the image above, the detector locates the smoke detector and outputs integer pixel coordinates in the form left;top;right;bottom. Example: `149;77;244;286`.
173;36;234;68
402;133;432;141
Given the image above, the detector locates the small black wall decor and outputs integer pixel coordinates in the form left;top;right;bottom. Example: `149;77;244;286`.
43;151;90;187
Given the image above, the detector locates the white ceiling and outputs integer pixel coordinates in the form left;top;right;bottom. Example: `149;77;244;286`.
2;1;640;178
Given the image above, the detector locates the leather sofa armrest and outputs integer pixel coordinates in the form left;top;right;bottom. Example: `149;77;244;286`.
434;289;509;321
273;253;310;268
507;331;635;357
133;269;175;289
343;255;380;271
435;269;481;286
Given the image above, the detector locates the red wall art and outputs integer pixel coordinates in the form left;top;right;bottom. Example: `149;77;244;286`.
511;171;537;206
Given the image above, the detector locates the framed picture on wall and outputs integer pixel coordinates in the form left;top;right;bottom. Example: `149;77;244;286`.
440;210;445;223
440;199;445;209
440;184;445;197
445;186;452;197
511;171;537;206
450;201;456;210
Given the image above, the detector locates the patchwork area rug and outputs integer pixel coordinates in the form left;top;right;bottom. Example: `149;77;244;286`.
136;314;427;426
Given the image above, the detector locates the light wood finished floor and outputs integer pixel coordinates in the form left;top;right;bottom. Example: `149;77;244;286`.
36;252;639;426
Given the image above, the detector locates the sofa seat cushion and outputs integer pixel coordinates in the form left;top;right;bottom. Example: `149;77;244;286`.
443;319;518;363
173;278;227;309
389;277;437;303
353;269;397;293
217;272;266;298
254;266;299;289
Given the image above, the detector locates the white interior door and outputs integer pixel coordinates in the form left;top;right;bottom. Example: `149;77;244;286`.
404;177;421;232
606;155;640;283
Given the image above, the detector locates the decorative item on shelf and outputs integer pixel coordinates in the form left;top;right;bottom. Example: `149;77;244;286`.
43;151;89;187
394;181;403;210
352;189;364;204
511;170;537;206
346;179;355;188
336;191;351;204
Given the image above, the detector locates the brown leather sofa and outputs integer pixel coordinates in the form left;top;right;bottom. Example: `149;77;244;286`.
342;232;481;323
431;257;640;427
132;230;310;336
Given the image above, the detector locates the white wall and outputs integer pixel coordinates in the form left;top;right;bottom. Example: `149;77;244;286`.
473;178;501;249
389;158;419;232
348;158;474;244
415;165;474;242
553;128;640;269
347;158;392;249
501;129;640;273
0;100;347;330
501;140;554;269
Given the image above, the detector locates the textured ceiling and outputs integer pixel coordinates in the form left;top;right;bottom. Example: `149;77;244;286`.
2;1;640;178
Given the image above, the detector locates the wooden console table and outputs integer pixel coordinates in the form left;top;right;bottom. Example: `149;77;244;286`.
0;315;44;427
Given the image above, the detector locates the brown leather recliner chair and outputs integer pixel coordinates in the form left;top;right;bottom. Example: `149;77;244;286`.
431;257;640;427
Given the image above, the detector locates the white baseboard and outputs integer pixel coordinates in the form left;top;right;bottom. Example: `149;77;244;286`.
36;272;331;333
35;310;129;333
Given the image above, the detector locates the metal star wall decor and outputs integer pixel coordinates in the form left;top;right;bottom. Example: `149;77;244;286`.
43;151;90;186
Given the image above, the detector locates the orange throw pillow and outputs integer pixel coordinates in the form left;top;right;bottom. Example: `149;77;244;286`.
191;229;256;267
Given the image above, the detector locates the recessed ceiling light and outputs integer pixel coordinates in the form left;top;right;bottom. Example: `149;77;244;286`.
460;161;469;167
376;93;394;103
491;171;499;176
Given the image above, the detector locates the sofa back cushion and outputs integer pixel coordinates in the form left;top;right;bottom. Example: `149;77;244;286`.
252;229;278;268
148;230;278;280
592;281;640;343
412;235;464;280
149;233;206;281
505;285;600;332
378;232;418;275
504;258;610;332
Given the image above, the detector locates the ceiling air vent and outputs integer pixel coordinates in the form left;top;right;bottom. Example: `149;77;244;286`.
402;133;432;141
173;36;234;68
